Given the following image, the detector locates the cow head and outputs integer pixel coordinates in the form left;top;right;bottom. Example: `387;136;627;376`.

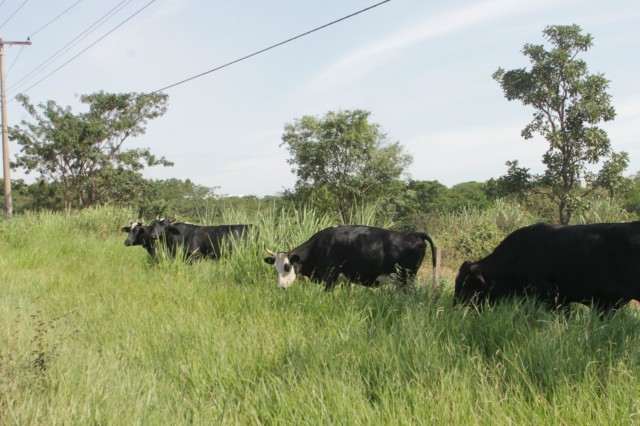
149;214;178;241
121;219;147;246
264;245;300;289
454;260;487;306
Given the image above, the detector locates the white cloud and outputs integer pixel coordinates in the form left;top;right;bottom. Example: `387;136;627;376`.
313;0;562;86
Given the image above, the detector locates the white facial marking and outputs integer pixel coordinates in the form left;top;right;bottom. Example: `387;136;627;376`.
273;253;297;289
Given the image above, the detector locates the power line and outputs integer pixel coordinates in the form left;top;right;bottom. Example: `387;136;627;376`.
29;0;85;38
12;0;158;98
0;0;30;31
6;44;26;77
9;0;135;94
152;0;393;93
6;0;84;78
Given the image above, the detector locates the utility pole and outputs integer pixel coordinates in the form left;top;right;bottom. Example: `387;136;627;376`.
1;38;31;220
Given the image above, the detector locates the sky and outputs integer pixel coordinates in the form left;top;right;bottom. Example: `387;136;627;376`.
1;0;639;197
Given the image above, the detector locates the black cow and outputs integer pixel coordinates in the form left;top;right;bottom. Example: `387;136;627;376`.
121;220;156;257
263;225;436;290
454;221;640;315
149;217;252;260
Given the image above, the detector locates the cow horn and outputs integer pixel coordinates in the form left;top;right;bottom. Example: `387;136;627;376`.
287;242;292;255
156;214;162;220
171;212;177;223
128;218;134;225
264;246;277;257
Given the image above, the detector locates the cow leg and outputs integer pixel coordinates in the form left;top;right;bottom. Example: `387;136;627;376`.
323;268;341;291
397;267;416;293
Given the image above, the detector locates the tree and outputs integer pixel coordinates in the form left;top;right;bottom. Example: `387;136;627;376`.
622;171;640;217
281;109;412;220
449;182;491;211
10;91;172;213
485;160;533;200
493;24;629;224
140;178;219;219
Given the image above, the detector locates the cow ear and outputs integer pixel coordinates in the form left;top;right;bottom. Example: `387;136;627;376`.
469;264;485;284
264;257;275;265
121;226;131;233
289;254;301;264
168;227;181;235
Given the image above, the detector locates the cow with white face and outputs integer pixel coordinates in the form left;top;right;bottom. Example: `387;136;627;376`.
264;225;436;291
264;245;298;289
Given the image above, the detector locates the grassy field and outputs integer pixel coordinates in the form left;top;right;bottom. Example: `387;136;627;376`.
1;206;639;424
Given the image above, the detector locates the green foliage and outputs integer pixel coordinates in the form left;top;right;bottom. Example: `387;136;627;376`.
427;200;537;265
137;178;219;219
281;109;412;221
493;24;629;224
573;196;632;224
623;174;640;218
2;206;640;424
10;91;172;212
394;180;491;231
486;160;533;200
449;181;491;210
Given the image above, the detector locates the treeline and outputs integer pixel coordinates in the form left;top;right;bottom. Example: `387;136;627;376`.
4;25;638;229
5;174;640;230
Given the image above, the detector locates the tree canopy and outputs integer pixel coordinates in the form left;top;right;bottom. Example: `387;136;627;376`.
281;109;412;220
493;24;629;224
10;91;172;212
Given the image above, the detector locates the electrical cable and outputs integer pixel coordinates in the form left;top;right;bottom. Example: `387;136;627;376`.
152;0;393;93
29;0;85;38
6;0;84;78
0;0;30;31
12;0;158;99
6;44;26;77
9;0;134;93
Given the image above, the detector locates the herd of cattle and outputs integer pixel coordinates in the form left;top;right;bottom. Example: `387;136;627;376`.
121;216;640;316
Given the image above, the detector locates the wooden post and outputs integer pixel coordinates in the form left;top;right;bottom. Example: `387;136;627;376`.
0;38;32;220
432;246;441;283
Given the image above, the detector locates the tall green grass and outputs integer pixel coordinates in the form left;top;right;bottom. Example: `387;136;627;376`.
1;205;639;424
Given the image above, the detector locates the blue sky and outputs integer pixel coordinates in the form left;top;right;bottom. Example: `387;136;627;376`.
2;0;639;196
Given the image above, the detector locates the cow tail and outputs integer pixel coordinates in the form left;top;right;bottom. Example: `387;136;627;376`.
419;232;437;268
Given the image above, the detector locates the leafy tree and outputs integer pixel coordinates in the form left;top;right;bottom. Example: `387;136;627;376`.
485;160;533;200
140;178;219;220
281;109;412;220
622;171;640;217
449;182;491;211
493;24;629;224
402;180;451;211
10;91;172;213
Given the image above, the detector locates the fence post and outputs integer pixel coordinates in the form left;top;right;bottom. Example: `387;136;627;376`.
432;246;441;284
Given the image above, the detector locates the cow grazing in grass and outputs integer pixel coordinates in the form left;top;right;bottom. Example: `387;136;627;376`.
149;216;252;260
454;221;640;315
121;219;156;257
264;225;436;291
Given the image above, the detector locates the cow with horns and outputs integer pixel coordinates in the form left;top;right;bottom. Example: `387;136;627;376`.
264;225;436;290
121;219;156;257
